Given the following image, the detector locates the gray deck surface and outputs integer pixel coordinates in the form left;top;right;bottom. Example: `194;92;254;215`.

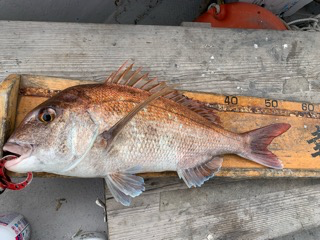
0;21;320;239
0;0;206;25
0;178;106;240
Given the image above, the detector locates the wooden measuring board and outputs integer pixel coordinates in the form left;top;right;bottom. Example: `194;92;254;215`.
185;92;320;177
1;74;320;178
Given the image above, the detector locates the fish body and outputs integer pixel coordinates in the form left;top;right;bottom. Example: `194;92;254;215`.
67;84;241;177
3;64;290;205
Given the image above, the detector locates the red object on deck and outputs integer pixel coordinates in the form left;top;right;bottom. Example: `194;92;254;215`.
0;155;33;193
195;2;287;30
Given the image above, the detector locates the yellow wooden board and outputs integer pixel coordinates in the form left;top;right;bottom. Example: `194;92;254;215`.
1;74;320;178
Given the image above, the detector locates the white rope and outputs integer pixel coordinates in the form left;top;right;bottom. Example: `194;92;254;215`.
207;3;220;14
286;14;320;32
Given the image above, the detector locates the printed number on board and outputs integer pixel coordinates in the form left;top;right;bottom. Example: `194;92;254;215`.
265;99;278;108
302;103;314;112
225;96;238;105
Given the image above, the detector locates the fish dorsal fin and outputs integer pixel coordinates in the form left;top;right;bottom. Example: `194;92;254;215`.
105;171;145;206
177;156;223;188
105;62;220;125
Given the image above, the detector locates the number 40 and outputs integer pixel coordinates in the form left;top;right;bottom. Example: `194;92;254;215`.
224;96;238;105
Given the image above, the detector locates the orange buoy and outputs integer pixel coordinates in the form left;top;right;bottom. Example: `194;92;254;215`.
195;2;287;30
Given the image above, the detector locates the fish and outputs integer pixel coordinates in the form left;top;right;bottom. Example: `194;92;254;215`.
3;63;291;206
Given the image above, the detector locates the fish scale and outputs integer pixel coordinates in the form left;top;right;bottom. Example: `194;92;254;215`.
84;98;224;172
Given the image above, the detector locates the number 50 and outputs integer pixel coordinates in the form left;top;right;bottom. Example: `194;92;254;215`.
265;99;278;108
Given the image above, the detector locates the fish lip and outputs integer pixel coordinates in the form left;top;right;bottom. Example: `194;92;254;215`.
3;142;33;168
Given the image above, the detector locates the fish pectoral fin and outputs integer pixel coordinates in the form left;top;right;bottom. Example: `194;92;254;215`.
177;155;223;188
105;172;145;206
101;86;173;151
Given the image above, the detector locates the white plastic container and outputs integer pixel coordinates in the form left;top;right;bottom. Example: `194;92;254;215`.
0;212;31;240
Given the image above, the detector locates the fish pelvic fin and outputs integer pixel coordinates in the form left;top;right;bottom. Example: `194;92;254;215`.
104;61;221;125
240;123;291;169
177;155;223;188
105;171;145;206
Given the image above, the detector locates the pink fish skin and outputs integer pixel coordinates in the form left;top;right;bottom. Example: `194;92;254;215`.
3;64;290;206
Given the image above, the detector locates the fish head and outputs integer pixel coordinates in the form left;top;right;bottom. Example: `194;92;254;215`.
3;87;99;173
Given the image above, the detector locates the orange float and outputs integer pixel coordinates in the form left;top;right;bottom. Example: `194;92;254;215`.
195;2;288;30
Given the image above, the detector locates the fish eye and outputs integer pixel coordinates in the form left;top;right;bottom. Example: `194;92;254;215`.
38;108;56;123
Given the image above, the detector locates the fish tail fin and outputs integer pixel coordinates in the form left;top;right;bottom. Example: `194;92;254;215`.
240;123;291;169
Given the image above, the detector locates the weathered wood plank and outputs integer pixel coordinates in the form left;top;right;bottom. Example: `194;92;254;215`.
0;21;320;103
20;75;93;90
0;74;20;156
106;177;320;240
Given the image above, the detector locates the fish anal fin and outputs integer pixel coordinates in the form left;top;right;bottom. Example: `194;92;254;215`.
105;171;145;206
178;156;223;188
104;62;220;125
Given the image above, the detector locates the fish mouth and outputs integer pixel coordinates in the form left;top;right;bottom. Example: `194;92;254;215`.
3;142;33;168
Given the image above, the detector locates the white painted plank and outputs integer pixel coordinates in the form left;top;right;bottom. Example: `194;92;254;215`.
0;21;320;102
